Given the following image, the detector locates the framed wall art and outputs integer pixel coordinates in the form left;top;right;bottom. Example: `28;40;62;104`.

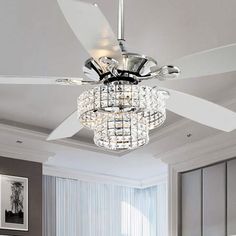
0;175;28;231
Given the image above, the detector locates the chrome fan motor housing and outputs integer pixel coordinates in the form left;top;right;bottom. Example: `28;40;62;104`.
83;52;158;83
119;53;158;76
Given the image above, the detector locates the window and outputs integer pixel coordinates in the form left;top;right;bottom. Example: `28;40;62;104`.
43;176;167;236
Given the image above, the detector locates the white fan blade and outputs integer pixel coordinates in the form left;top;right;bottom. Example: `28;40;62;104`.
58;0;122;63
163;88;236;132
47;110;82;141
172;43;236;79
0;76;85;85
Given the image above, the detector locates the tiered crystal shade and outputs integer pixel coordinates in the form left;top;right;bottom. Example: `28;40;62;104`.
77;82;168;150
94;113;149;150
142;110;166;130
142;90;168;130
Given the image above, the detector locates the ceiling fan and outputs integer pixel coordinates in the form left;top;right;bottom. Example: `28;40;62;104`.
1;0;236;150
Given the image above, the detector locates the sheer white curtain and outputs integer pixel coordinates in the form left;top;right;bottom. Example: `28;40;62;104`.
43;176;56;236
43;176;167;236
56;178;78;236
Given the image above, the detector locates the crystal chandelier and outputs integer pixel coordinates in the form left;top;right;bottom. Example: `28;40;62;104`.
77;81;169;150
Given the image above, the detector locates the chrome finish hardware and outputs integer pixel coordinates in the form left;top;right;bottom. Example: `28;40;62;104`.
118;0;125;41
99;57;120;77
157;65;181;80
56;78;98;85
137;65;181;81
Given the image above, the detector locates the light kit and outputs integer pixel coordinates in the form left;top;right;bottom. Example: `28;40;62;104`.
78;81;168;150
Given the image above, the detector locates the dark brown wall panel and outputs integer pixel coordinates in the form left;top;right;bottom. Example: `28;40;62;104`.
0;156;42;236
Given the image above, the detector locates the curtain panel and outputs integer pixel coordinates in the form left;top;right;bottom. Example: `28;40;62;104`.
43;176;167;236
43;176;57;236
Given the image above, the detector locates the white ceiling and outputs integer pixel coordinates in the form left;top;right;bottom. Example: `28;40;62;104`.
0;0;235;182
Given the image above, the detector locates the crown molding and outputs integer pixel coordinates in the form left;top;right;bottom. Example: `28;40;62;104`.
0;122;126;157
44;165;141;188
140;173;167;188
159;129;236;167
43;165;167;189
0;142;53;163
